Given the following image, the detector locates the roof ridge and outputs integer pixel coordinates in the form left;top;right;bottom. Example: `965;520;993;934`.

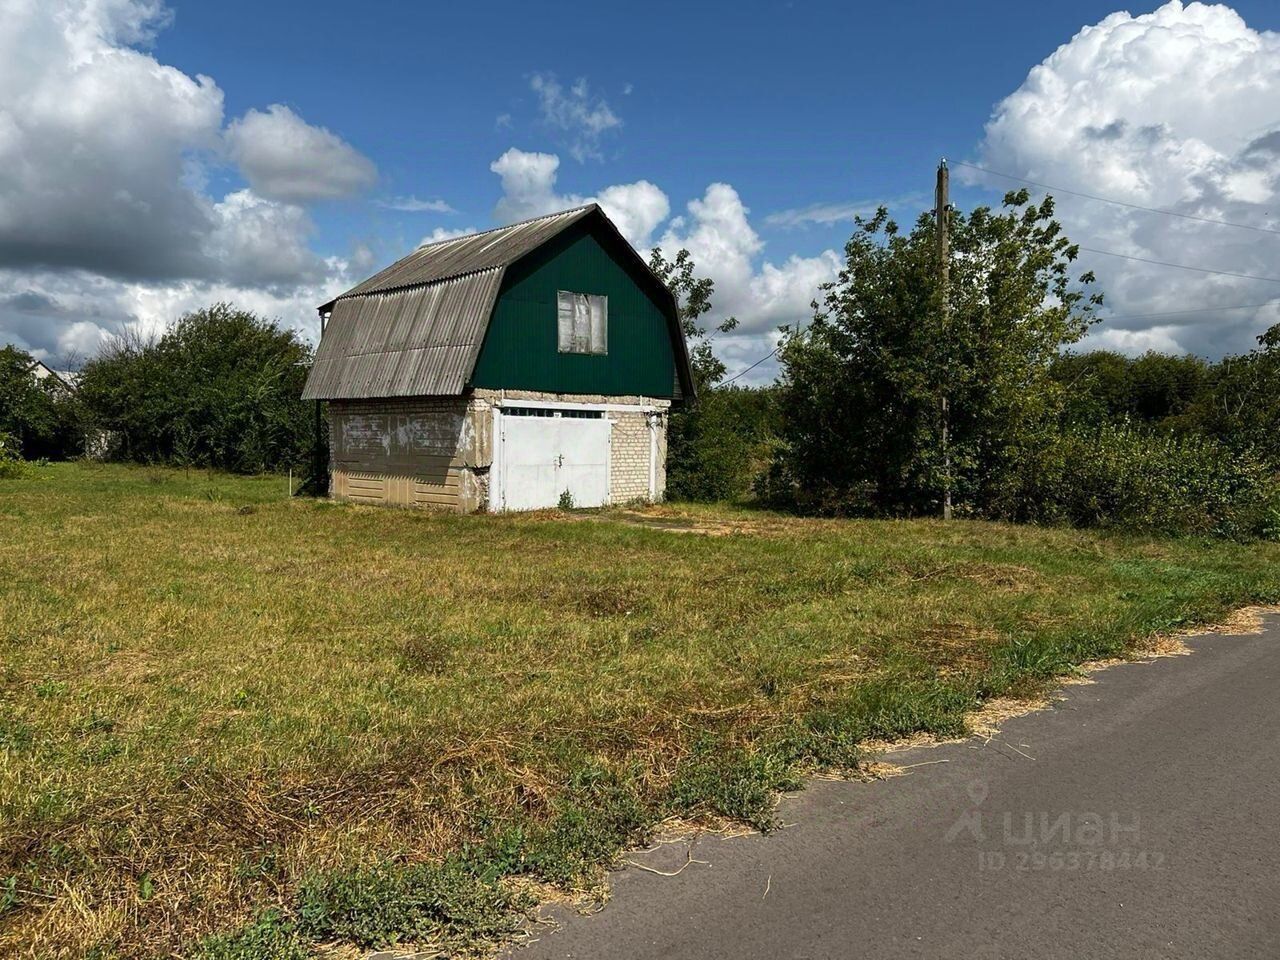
322;204;602;309
415;202;599;251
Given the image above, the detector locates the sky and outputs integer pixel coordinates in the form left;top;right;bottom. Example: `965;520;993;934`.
2;0;1280;383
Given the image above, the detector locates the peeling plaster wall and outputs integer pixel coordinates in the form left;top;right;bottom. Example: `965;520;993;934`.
327;397;487;511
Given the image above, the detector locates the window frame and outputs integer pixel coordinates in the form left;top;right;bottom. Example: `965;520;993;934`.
556;290;608;356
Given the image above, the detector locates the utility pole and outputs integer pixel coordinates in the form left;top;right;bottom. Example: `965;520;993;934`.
935;158;953;521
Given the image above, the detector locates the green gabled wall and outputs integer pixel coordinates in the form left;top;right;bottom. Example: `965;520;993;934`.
469;220;680;398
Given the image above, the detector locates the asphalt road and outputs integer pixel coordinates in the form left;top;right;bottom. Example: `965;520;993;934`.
508;615;1280;960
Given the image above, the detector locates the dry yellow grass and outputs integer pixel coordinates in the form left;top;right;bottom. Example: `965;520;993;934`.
2;463;1279;957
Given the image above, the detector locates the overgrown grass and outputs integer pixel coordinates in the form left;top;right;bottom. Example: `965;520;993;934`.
3;463;1278;957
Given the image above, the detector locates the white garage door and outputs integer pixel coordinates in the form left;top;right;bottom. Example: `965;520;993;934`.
495;407;610;511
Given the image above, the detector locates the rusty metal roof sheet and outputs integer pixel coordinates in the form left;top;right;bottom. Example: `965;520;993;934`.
303;203;695;401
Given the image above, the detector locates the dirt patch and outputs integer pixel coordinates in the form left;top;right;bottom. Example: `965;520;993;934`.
610;512;769;537
955;562;1042;592
586;505;819;539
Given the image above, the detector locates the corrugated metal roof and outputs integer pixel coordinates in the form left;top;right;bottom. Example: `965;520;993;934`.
303;203;696;401
302;269;504;399
331;205;598;303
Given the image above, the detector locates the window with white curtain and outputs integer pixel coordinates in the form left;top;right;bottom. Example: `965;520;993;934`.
557;291;608;355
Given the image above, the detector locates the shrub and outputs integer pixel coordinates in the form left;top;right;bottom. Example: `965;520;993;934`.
0;346;82;460
191;912;308;960
991;422;1280;540
0;430;24;479
668;742;799;830
296;857;525;949
76;304;315;474
512;763;652;885
667;386;778;502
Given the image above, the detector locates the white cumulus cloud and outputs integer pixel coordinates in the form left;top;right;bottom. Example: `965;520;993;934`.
593;182;670;250
659;184;840;335
0;0;223;281
225;104;377;204
0;0;375;364
657;184;840;385
973;0;1280;358
490;148;566;223
202;190;325;288
488;148;668;248
0;263;352;365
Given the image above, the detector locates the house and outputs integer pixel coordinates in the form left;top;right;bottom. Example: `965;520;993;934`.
302;204;695;512
30;360;78;392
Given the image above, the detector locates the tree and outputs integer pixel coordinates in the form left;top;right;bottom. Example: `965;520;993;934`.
648;248;773;501
1052;350;1209;427
649;247;738;392
766;191;1102;516
1190;321;1280;466
78;304;314;473
0;344;81;459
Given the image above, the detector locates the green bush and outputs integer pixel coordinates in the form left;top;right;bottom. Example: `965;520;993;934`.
76;304;315;474
668;742;799;830
667;386;777;502
992;422;1280;540
191;912;308;960
0;346;82;460
510;764;651;885
0;430;24;479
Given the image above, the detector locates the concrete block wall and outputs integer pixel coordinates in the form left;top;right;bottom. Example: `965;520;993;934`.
327;396;485;511
327;390;671;512
609;410;658;503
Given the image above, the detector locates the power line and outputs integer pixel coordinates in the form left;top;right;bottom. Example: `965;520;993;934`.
955;159;1280;279
721;347;779;385
1098;300;1278;323
715;156;1280;385
716;294;1280;386
952;159;1280;236
1077;246;1280;284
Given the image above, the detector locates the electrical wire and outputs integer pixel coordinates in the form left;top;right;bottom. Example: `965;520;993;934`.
1076;246;1280;284
951;159;1280;236
715;159;1280;384
716;295;1280;385
720;347;779;385
1097;300;1278;323
718;292;1280;384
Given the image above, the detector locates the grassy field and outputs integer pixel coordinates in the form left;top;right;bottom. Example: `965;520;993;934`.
3;462;1279;958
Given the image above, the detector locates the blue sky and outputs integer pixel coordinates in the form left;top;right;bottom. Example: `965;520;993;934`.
154;0;1279;260
3;1;1280;379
